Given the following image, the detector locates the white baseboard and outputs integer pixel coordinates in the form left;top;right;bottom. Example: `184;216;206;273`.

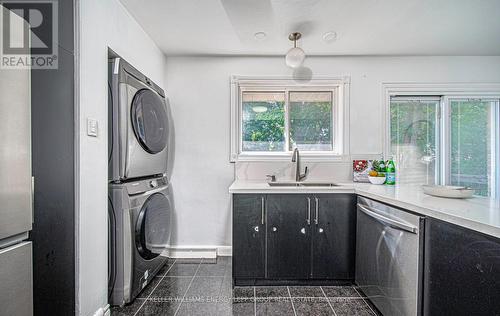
92;304;110;316
217;246;232;257
104;304;111;316
163;246;232;259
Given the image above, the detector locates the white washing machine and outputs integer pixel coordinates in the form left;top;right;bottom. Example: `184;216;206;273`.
108;57;173;182
108;176;173;306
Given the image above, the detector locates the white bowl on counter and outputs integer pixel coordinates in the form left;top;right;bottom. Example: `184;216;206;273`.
368;176;386;185
422;185;475;199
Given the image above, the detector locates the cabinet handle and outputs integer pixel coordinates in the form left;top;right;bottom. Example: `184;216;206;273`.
254;226;259;232
261;196;265;225
306;197;311;225
314;197;319;225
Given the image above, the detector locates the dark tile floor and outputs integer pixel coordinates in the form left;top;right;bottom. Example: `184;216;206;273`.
112;257;381;316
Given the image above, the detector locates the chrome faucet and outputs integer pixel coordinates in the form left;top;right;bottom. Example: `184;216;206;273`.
292;148;308;182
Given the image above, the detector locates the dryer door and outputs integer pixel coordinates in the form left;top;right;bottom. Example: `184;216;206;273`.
135;192;172;260
130;89;169;154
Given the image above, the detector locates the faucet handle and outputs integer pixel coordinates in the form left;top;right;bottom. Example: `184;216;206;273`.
266;174;277;182
299;167;309;181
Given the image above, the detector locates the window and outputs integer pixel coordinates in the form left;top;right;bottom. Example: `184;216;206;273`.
289;92;333;151
449;99;498;196
242;92;285;152
231;77;349;162
241;90;334;154
389;94;500;197
390;97;440;185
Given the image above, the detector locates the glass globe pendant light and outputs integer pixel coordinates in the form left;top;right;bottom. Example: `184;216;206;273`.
285;32;305;68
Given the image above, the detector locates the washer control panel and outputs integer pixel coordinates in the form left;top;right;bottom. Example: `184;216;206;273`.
120;176;168;195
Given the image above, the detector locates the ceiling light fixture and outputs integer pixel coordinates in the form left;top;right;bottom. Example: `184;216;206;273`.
254;32;267;41
285;32;305;68
323;31;337;43
252;105;268;113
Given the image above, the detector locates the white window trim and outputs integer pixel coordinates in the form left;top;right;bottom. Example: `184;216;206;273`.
230;76;350;162
382;82;500;198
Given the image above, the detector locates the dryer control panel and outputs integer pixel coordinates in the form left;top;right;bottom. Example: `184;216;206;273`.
124;176;168;195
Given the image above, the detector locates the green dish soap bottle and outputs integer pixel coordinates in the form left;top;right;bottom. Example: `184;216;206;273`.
385;157;396;185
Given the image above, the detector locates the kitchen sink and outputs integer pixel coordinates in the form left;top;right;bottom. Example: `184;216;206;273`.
268;182;340;187
267;182;301;187
300;183;340;187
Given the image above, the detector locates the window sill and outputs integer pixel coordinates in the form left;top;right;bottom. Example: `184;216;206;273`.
231;153;350;163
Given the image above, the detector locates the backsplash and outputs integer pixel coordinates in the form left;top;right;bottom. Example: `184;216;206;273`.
235;161;353;181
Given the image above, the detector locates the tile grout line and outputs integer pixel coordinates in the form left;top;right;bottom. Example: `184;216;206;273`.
321;286;338;316
204;257;228;300
253;287;257;316
173;259;203;316
287;286;298;316
211;258;226;301
352;286;377;315
220;259;233;302
133;258;177;316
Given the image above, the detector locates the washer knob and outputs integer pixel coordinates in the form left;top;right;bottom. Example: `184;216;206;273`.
150;180;158;188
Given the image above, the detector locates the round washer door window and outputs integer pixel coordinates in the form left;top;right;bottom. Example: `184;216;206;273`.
131;89;169;154
135;193;172;260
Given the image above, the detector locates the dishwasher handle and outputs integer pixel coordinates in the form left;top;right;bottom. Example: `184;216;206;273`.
357;204;418;234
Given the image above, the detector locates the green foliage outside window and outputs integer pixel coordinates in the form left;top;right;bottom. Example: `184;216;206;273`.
390;99;494;196
450;101;492;196
242;101;285;151
289;101;333;151
242;99;333;152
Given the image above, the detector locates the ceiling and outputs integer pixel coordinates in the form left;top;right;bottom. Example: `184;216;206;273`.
119;0;500;56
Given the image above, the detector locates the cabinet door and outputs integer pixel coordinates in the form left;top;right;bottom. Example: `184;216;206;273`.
312;194;356;279
423;218;500;315
232;194;266;279
267;194;312;279
0;242;32;316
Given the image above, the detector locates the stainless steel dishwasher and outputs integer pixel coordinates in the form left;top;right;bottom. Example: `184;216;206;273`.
356;196;424;316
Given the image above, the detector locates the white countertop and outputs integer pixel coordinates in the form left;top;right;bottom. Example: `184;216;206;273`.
229;180;500;238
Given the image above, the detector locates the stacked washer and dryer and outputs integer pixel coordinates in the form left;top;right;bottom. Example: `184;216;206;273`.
108;57;174;306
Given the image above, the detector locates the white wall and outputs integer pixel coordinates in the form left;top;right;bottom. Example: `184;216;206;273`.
165;55;500;250
78;0;166;315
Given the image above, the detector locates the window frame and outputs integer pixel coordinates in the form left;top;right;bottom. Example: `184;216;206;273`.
444;96;500;196
383;83;500;198
389;95;442;185
230;76;350;162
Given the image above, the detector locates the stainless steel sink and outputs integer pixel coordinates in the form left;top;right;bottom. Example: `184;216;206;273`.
299;183;340;187
268;182;340;187
267;182;301;187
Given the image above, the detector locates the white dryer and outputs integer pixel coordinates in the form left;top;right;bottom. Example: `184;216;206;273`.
108;58;172;181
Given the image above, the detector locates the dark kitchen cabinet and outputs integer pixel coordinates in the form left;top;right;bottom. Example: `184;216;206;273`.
232;193;357;283
232;194;266;279
312;194;356;279
266;194;312;279
423;218;500;315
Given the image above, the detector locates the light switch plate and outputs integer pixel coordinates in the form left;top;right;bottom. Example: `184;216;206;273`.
87;118;98;137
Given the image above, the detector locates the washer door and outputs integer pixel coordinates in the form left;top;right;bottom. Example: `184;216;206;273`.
135;193;172;260
130;89;169;154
